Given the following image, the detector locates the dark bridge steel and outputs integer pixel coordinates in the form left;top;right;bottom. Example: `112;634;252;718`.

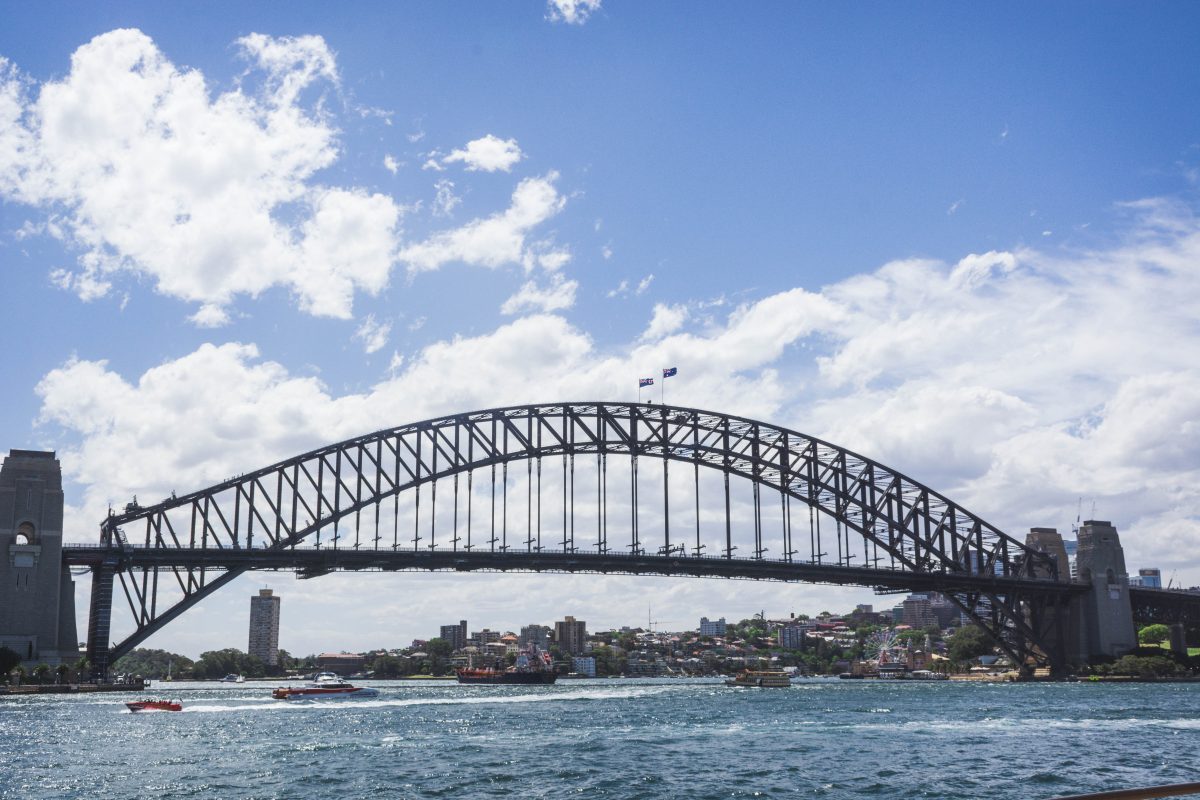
71;401;1079;676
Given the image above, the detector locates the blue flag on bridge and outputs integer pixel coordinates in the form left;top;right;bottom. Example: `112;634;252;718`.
662;367;677;378
639;377;654;387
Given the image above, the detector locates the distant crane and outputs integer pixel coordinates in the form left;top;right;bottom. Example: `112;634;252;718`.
646;605;676;633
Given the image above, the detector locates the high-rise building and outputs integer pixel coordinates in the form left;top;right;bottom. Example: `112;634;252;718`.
519;624;551;649
699;617;726;637
248;589;281;666
1136;568;1162;589
555;616;587;655
440;620;468;650
901;594;936;629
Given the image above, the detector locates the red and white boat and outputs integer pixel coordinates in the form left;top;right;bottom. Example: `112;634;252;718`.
272;672;379;700
126;698;182;712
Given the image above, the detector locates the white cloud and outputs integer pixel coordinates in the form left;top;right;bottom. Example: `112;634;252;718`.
501;273;578;315
400;173;565;272
353;314;392;354
606;279;628;298
546;0;602;25
0;29;403;321
947;199;963;215
34;198;1200;650
636;274;654;294
442;134;523;173
432;179;460;217
640;302;688;341
383;154;400;174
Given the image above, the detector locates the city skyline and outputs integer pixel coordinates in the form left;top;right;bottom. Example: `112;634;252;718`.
2;2;1198;656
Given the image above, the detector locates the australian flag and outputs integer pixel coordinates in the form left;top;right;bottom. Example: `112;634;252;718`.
639;377;654;387
662;367;678;378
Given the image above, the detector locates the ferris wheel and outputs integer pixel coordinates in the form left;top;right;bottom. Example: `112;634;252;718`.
865;629;903;665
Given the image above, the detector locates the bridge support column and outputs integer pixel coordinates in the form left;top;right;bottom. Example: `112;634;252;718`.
86;562;115;680
1072;520;1137;663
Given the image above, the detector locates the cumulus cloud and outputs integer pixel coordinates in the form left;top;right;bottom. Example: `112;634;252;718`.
442;134;523;172
640;302;688;341
38;200;1200;584
546;0;602;25
399;173;566;272
353;314;392;354
500;273;578;315
0;29;404;322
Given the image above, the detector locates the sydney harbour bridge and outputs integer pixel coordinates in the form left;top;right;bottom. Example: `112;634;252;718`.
4;402;1197;678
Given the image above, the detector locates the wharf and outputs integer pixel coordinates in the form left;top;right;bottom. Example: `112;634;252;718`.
2;682;148;695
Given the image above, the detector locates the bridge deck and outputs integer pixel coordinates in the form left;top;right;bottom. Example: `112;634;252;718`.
63;544;1086;597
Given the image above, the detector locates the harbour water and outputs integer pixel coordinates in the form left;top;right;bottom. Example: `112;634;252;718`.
4;678;1198;799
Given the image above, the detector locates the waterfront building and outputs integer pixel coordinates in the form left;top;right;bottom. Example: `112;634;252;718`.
699;616;726;636
555;616;588;655
316;652;365;676
440;620;468;650
248;589;281;666
1132;568;1162;588
779;623;813;650
572;656;597;677
471;628;501;646
519;624;551;649
901;595;937;629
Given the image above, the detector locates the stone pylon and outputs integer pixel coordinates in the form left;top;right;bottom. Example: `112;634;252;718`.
1073;520;1137;661
0;450;79;667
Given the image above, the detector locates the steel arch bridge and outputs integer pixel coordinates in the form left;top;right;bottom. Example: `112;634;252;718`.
65;402;1083;677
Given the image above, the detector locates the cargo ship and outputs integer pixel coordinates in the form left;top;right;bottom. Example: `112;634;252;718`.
457;647;558;685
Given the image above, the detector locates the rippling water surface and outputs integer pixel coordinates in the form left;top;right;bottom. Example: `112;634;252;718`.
4;678;1198;798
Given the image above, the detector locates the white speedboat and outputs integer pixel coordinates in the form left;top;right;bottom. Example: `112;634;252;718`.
272;672;379;700
221;674;245;683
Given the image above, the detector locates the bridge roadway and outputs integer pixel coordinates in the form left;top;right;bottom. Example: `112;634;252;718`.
63;543;1087;597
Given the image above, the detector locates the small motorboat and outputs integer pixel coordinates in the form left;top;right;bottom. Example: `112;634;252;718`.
221;674;245;683
126;698;182;712
272;672;379;700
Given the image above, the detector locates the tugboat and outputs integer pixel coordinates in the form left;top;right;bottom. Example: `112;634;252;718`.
457;646;558;685
126;698;183;712
725;669;792;688
272;672;379;700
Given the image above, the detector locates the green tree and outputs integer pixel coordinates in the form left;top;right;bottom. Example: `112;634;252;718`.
1138;624;1171;646
113;648;194;680
32;663;51;684
0;646;21;677
426;638;453;675
55;664;70;684
947;625;994;664
192;648;266;679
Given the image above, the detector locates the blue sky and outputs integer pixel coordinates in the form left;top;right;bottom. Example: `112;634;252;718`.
3;2;1199;656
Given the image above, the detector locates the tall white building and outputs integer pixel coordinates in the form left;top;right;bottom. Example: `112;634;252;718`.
248;589;281;666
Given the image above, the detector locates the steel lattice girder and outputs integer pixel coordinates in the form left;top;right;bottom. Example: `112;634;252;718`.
89;401;1067;663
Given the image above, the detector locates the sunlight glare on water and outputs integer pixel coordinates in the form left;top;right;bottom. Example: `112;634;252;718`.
3;678;1197;799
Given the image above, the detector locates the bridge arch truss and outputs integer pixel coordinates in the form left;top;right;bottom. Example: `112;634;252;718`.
74;402;1073;675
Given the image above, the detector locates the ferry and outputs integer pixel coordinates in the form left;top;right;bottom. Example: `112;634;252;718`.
725;669;792;688
126;698;182;712
272;672;379;700
457;646;558;685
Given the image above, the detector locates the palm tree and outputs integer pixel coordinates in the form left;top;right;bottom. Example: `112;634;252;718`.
32;663;51;685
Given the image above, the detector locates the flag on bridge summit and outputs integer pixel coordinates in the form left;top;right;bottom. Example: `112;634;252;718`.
639;377;654;387
662;367;677;378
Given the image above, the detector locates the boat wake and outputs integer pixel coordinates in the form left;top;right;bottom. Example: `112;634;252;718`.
179;685;678;714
